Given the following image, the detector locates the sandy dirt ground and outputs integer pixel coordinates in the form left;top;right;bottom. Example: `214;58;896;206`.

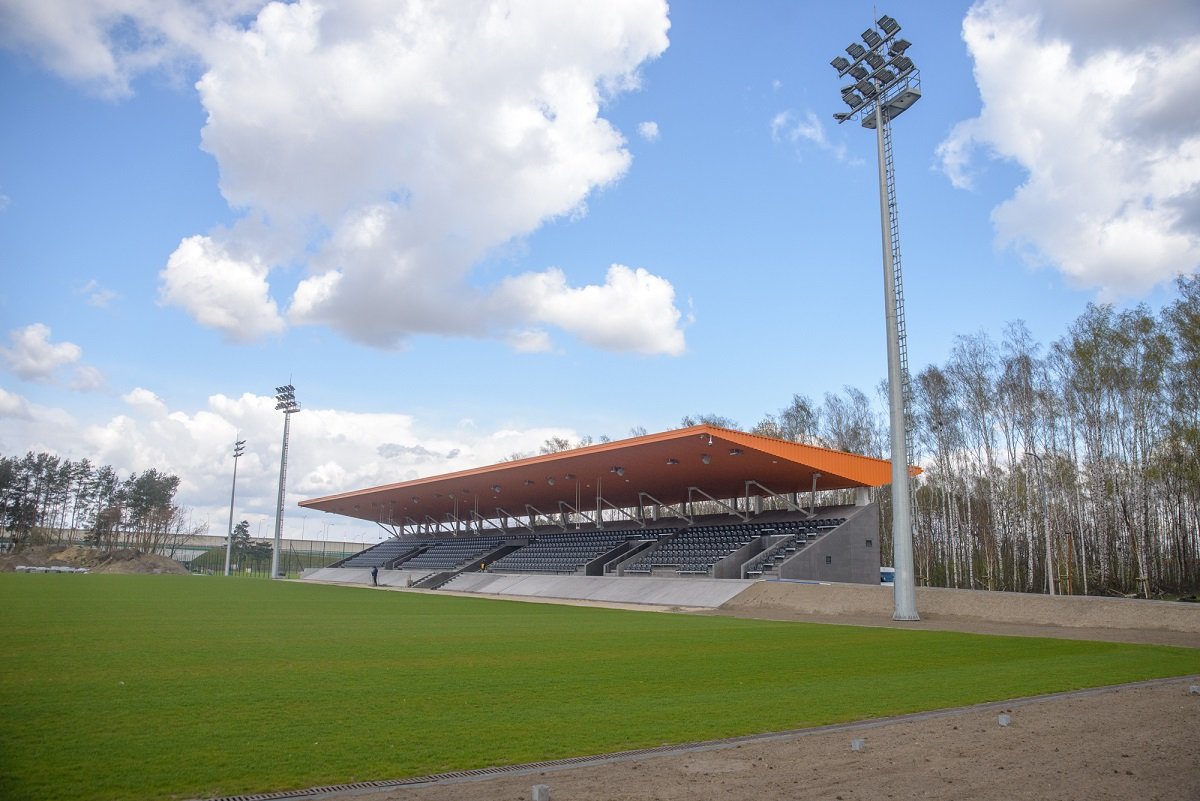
335;679;1200;801
699;605;1200;648
290;588;1200;801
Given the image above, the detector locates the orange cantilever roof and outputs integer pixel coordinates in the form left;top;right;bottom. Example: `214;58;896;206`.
299;425;917;526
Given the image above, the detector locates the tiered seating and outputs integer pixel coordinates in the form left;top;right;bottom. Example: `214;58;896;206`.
624;523;759;575
395;536;507;572
742;517;849;576
336;514;851;579
742;534;801;576
489;528;670;575
624;516;849;576
340;538;426;568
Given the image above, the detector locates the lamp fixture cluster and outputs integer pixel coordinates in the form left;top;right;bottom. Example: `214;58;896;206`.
274;384;300;413
830;14;918;126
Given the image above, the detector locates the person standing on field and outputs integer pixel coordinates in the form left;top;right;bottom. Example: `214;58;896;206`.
370;565;379;586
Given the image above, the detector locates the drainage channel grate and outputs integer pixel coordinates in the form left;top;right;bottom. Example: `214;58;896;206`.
198;676;1192;801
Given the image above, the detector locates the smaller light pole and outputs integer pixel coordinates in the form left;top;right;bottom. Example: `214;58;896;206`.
1026;450;1056;596
223;438;246;576
270;384;301;579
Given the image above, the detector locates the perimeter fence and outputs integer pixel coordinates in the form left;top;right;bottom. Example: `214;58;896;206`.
186;541;360;578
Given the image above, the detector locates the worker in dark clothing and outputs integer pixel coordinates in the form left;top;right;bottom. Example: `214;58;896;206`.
370;565;379;586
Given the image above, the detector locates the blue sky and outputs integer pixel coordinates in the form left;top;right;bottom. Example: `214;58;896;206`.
2;0;1198;543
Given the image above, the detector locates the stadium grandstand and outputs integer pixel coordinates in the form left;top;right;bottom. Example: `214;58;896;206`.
300;425;908;591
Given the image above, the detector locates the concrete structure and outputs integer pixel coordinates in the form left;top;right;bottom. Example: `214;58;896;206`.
778;504;880;584
300;425;915;546
302;567;755;609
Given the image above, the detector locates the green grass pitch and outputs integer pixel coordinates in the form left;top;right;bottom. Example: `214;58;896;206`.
1;574;1197;801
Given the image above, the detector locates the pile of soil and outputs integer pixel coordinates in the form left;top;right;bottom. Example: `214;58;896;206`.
0;544;188;575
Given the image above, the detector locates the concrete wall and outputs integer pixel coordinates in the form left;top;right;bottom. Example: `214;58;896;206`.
446;572;755;608
723;580;1200;633
777;504;880;585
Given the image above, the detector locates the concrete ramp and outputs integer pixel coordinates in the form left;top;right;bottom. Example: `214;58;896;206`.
445;573;754;608
302;567;432;587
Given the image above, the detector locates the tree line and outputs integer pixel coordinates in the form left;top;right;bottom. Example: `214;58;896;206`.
546;275;1198;597
0;452;197;554
738;275;1199;597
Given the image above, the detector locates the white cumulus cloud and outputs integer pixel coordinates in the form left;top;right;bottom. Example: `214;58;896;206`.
938;0;1200;297
1;323;84;383
0;388;583;542
122;387;168;416
159;234;285;341
0;0;259;98
0;387;32;420
4;0;685;355
637;120;660;141
495;264;685;355
183;0;681;352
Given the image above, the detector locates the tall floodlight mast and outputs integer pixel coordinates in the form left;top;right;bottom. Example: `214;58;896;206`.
223;438;246;577
271;385;301;579
830;14;921;620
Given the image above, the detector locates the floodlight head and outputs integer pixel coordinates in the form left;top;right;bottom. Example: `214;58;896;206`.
849;64;869;80
842;92;864;109
889;38;911;55
855;79;877;96
876;68;897;86
877;15;900;36
891;55;914;74
862;28;882;49
846;42;866;59
701;454;711;465
831;56;851;72
865;51;885;70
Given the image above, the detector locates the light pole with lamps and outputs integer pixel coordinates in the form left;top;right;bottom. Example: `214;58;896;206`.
829;14;922;620
223;438;246;576
1025;450;1056;595
270;385;301;579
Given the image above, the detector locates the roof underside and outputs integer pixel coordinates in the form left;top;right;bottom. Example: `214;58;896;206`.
300;425;909;525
